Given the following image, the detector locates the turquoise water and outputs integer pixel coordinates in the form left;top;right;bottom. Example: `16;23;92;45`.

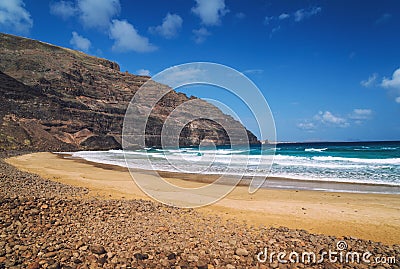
67;141;400;190
270;141;400;185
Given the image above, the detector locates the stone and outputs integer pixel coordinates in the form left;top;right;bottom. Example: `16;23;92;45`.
43;251;57;258
47;262;60;269
235;248;249;256
167;253;176;260
187;255;199;262
134;253;149;260
27;261;40;269
75;241;84;249
90;244;106;255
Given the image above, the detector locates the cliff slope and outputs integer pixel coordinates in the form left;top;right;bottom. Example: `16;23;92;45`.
0;33;259;151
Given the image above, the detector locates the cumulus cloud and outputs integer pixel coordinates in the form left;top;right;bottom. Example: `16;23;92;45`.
136;69;150;76
192;27;211;44
192;0;229;26
78;0;120;29
50;0;120;29
50;1;77;19
50;0;157;53
155;66;206;87
109;19;157;53
149;13;182;39
297;122;316;131
360;73;378;88
314;111;349;128
278;13;290;20
70;31;91;52
348;109;373;120
381;68;400;104
294;7;322;22
0;0;33;34
382;68;400;89
299;108;375;131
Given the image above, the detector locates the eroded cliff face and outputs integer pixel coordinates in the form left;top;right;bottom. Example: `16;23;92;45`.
0;33;259;151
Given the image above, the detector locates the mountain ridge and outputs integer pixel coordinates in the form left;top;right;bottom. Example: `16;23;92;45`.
0;33;259;151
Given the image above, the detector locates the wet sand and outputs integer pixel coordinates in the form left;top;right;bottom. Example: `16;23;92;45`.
6;152;400;245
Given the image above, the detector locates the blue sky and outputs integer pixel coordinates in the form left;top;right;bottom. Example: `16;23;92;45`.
1;0;400;142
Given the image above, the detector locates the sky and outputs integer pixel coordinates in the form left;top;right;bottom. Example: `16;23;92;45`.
0;0;400;142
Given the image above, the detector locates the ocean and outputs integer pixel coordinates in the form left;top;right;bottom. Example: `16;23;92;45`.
65;141;400;194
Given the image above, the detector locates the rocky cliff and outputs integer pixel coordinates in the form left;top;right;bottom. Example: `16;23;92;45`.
0;33;259;151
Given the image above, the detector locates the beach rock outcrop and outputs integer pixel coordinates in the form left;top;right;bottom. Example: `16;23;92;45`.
0;33;259;151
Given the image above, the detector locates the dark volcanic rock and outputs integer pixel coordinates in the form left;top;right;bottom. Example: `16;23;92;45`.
0;33;259;151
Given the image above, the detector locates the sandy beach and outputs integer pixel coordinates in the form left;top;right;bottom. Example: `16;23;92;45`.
6;152;400;245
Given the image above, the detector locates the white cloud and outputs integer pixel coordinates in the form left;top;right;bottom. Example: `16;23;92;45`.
314;111;349;127
0;0;33;34
279;13;290;20
297;122;316;131
264;16;274;25
50;0;158;53
109;19;157;53
382;68;400;89
50;0;120;29
50;1;77;19
155;66;206;87
243;69;264;75
381;68;400;103
70;31;91;52
149;13;182;39
136;69;151;76
294;7;322;22
192;27;211;44
299;108;374;131
348;109;373;120
192;0;229;26
360;73;378;88
270;26;281;37
264;6;321;36
78;0;120;29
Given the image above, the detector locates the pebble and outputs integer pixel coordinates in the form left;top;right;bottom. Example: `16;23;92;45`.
187;255;199;262
235;248;249;256
0;154;399;269
90;244;106;255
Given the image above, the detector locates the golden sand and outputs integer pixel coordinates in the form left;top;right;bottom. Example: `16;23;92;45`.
6;152;400;245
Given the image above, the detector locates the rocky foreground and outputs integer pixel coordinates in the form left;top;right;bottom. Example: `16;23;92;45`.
0;154;399;269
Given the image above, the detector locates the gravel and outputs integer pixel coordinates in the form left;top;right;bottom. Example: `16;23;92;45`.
1;153;399;268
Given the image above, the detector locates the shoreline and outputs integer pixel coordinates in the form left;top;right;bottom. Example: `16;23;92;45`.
60;152;400;195
6;152;400;245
